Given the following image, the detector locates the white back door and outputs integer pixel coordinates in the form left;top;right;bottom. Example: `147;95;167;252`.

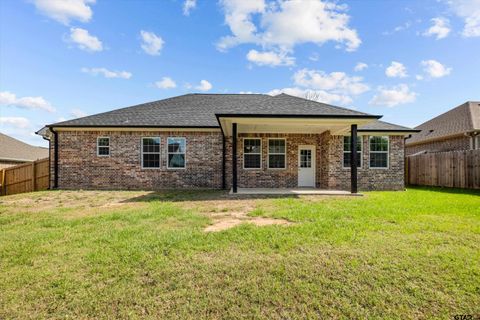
298;146;315;187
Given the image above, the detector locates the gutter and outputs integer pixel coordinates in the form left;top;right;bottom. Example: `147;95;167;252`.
46;124;220;129
215;113;382;119
358;129;420;133
0;157;37;163
405;132;474;147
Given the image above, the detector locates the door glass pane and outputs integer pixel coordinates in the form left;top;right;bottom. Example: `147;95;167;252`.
300;149;311;168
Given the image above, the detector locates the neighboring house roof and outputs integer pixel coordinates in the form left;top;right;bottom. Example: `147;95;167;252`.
45;93;414;132
406;101;480;145
0;132;49;162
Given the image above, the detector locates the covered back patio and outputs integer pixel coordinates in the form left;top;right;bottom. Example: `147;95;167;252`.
217;114;381;194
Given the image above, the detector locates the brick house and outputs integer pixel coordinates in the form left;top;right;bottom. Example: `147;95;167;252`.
406;101;480;155
37;93;417;193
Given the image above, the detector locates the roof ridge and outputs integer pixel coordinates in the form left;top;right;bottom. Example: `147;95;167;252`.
190;93;269;96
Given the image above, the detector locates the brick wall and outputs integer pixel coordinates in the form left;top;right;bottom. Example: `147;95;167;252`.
52;130;224;190
225;132;405;191
234;133;320;188
405;135;471;155
326;135;405;191
50;130;405;191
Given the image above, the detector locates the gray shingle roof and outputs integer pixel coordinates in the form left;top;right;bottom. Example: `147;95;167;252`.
47;93;413;132
406;101;480;145
0;133;49;162
358;120;418;132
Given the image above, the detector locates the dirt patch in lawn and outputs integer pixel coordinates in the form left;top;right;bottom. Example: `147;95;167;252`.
204;216;291;232
0;190;149;215
189;200;292;232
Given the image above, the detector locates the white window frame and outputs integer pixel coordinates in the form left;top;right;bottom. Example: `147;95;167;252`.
97;137;110;157
141;137;161;169
342;136;363;169
243;138;262;170
167;137;186;169
267;138;287;170
369;136;389;169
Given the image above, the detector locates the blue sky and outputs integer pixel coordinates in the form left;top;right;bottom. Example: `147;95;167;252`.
1;0;479;147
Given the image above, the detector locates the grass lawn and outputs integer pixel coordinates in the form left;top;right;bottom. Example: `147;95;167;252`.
0;187;479;319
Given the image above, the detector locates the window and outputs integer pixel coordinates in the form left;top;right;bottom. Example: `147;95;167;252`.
476;135;480;150
268;139;286;169
243;138;261;169
343;136;362;168
369;136;389;168
97;137;110;156
142;137;160;168
167;137;186;169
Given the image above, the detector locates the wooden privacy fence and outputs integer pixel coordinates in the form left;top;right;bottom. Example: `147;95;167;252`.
0;158;50;196
406;150;480;189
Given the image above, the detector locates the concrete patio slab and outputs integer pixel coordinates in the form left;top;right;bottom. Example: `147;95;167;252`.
230;188;363;196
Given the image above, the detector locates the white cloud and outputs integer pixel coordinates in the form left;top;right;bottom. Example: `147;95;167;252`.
369;84;417;107
217;0;361;54
246;49;294;67
183;0;196;15
195;80;213;91
423;17;451;39
293;69;370;95
71;109;88;118
421;59;452;78
268;87;353;105
267;68;369;106
385;61;408;78
33;0;95;25
416;74;424;80
69;27;103;52
140;30;164;56
81;67;132;79
309;53;320;61
354;62;368;72
382;21;412;35
446;0;480;37
0;91;55;112
155;77;177;89
0;116;30;129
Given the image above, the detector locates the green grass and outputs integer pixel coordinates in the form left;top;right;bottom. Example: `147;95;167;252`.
0;187;479;319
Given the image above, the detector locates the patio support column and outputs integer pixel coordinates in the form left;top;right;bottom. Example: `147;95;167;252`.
350;124;358;194
232;122;238;193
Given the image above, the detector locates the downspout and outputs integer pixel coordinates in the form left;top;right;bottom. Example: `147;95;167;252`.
404;134;412;154
52;128;59;189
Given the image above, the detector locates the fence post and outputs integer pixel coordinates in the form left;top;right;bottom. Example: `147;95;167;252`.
32;161;36;192
1;169;5;196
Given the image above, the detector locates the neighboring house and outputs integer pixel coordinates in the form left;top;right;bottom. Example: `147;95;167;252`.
406;101;480;155
0;132;49;169
37;93;417;192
